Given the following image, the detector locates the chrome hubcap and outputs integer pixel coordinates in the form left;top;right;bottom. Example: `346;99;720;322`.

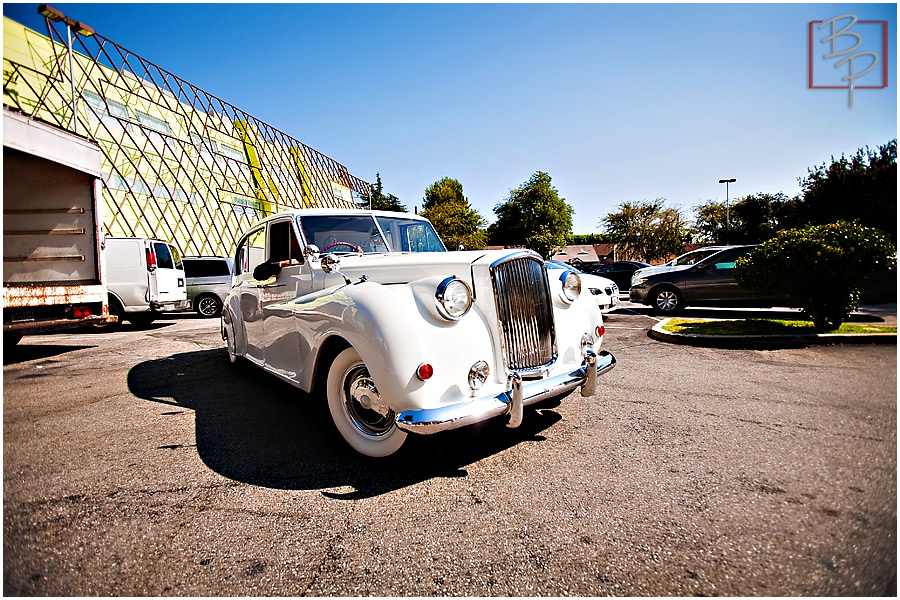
343;365;394;436
198;297;219;315
656;291;678;312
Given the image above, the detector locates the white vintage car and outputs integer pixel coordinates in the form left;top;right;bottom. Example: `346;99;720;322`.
221;208;616;457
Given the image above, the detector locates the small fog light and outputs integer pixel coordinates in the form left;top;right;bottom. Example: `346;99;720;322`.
468;360;490;391
581;333;594;353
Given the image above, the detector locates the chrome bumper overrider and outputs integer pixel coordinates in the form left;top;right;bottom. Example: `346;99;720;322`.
395;350;616;434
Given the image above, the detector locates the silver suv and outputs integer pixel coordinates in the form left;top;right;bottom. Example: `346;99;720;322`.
182;257;233;317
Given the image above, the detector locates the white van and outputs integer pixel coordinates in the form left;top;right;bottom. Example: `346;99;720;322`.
104;237;189;326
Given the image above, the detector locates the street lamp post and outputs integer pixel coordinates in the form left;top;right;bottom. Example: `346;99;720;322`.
38;4;94;135
718;178;736;243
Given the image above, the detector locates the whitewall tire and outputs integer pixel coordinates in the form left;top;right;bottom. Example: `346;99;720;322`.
326;347;407;457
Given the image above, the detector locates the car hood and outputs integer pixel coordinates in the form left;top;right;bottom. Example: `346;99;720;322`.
319;249;535;287
633;263;692;280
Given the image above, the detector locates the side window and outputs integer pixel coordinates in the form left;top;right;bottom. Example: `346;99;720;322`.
710;250;748;270
269;220;303;264
235;228;266;275
154;242;174;270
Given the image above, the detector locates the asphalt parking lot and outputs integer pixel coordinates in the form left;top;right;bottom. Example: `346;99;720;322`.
3;300;897;596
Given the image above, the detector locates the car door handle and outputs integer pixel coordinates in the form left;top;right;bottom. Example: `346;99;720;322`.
256;282;285;289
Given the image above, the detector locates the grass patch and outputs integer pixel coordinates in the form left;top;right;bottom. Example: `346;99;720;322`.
662;318;897;336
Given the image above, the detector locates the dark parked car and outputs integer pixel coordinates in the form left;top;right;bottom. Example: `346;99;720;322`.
579;260;651;291
629;245;787;314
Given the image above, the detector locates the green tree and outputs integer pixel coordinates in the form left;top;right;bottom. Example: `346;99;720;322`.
798;140;897;241
601;199;688;263
567;233;616;245
694;193;801;244
421;177;487;250
360;173;406;212
734;221;896;332
489;171;574;258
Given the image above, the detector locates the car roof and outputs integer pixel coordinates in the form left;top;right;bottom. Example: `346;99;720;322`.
248;208;431;230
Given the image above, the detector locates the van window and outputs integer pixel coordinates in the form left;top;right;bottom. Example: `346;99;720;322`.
154;242;175;270
184;259;231;278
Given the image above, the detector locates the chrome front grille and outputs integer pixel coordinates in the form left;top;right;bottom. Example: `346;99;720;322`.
490;254;557;371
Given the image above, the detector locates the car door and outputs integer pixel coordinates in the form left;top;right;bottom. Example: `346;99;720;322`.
151;241;187;303
683;248;753;304
234;226;267;365
260;218;314;382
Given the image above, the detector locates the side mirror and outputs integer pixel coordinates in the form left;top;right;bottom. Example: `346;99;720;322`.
304;244;320;259
320;253;340;274
320;253;351;285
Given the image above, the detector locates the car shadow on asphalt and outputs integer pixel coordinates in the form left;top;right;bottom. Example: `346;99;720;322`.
3;343;97;365
127;348;563;499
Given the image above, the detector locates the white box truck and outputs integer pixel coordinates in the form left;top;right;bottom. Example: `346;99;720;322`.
3;108;113;348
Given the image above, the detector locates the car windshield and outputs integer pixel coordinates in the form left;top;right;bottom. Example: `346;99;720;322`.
546;260;576;272
296;214;446;254
670;248;721;266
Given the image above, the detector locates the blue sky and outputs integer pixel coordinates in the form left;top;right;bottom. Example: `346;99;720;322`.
4;2;896;234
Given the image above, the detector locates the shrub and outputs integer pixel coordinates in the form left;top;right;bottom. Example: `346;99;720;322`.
734;221;896;332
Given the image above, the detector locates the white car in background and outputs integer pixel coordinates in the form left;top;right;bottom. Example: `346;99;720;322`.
546;260;618;312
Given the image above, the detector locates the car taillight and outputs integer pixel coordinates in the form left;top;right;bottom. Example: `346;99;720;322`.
73;305;92;318
596;325;605;338
146;246;156;271
416;363;434;381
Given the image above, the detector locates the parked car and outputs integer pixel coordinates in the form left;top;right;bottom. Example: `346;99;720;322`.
629;245;787;314
182;256;234;317
104;237;189;326
546;260;618;311
221;208;616;457
630;246;738;285
579;260;651;290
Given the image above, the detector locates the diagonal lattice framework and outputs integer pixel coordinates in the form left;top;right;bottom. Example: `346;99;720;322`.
3;14;371;257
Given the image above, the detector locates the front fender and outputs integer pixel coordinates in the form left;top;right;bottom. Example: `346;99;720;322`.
274;280;495;413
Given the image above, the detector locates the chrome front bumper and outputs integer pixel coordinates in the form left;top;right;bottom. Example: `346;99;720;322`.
395;350;616;435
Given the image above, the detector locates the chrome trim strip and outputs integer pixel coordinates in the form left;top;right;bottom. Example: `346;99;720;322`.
395;350;616;434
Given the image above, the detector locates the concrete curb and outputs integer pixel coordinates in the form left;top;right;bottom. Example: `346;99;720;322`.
649;318;898;349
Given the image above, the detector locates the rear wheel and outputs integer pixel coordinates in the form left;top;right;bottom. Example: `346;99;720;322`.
326;347;407;457
652;287;683;314
196;294;222;318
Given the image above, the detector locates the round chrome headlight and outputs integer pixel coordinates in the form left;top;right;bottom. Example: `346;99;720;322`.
436;276;473;320
559;271;581;303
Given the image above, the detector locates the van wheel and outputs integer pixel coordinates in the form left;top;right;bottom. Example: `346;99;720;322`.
196;295;222;318
93;297;123;331
326;347;407;457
